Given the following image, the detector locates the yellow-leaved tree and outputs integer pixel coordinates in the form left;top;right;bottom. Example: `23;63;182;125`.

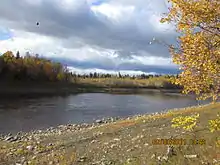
161;0;220;102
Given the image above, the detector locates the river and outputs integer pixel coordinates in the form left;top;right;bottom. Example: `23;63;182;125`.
0;92;209;134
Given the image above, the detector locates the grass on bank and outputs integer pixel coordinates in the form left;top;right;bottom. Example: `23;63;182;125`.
0;103;219;165
75;76;180;89
3;76;181;90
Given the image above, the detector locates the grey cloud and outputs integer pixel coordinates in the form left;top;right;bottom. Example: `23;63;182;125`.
0;0;177;58
46;56;179;74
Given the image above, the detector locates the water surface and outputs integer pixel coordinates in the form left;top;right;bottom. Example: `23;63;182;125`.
0;92;208;134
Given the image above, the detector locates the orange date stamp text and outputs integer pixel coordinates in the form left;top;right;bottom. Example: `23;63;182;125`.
152;138;186;145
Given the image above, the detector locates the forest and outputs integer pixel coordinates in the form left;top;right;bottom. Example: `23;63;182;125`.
0;50;181;89
0;51;71;82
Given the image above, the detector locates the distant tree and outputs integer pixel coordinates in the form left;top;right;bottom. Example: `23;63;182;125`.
25;52;31;57
89;73;93;78
118;72;122;78
16;51;20;59
94;72;97;78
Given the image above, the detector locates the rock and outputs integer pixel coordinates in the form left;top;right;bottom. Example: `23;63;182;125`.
49;161;54;165
91;140;98;144
7;152;13;156
151;154;156;159
144;143;149;146
113;138;120;141
96;132;104;136
12;136;19;141
104;142;109;145
110;118;115;122
134;144;140;148
166;146;176;157
157;156;162;161
77;156;87;162
32;156;37;160
213;159;218;163
67;124;72;127
23;162;29;165
162;156;169;161
5;136;13;141
126;148;134;152
110;144;117;149
184;155;198;158
58;125;64;128
26;145;34;151
131;136;139;141
127;158;132;163
95;119;103;124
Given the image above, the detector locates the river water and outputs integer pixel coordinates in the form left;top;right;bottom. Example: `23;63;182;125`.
0;92;209;134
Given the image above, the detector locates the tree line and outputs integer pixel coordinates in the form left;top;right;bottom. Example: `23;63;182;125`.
0;51;71;82
0;51;178;83
72;72;176;79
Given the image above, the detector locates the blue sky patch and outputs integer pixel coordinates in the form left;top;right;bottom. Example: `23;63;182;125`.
91;0;108;6
0;27;13;41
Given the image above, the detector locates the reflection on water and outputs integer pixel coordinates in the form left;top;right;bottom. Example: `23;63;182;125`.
0;92;209;134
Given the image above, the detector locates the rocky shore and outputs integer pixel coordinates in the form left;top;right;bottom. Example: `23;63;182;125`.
0;106;189;141
0;104;208;143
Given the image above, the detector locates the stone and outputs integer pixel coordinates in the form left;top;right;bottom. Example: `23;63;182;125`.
77;156;87;162
144;143;149;146
49;161;54;165
113;138;120;141
213;159;218;163
162;156;169;161
95;119;103;124
5;136;13;141
48;143;53;146
110;144;117;149
151;154;156;159
157;156;162;161
91;140;97;144
126;148;133;152
184;155;198;158
32;156;37;160
26;145;34;151
166;146;176;157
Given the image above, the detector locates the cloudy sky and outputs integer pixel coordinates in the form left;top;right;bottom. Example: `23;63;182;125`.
0;0;180;75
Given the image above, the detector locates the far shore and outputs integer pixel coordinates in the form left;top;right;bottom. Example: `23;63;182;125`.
0;82;183;98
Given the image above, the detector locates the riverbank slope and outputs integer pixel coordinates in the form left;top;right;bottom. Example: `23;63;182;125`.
0;103;220;165
0;79;182;98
